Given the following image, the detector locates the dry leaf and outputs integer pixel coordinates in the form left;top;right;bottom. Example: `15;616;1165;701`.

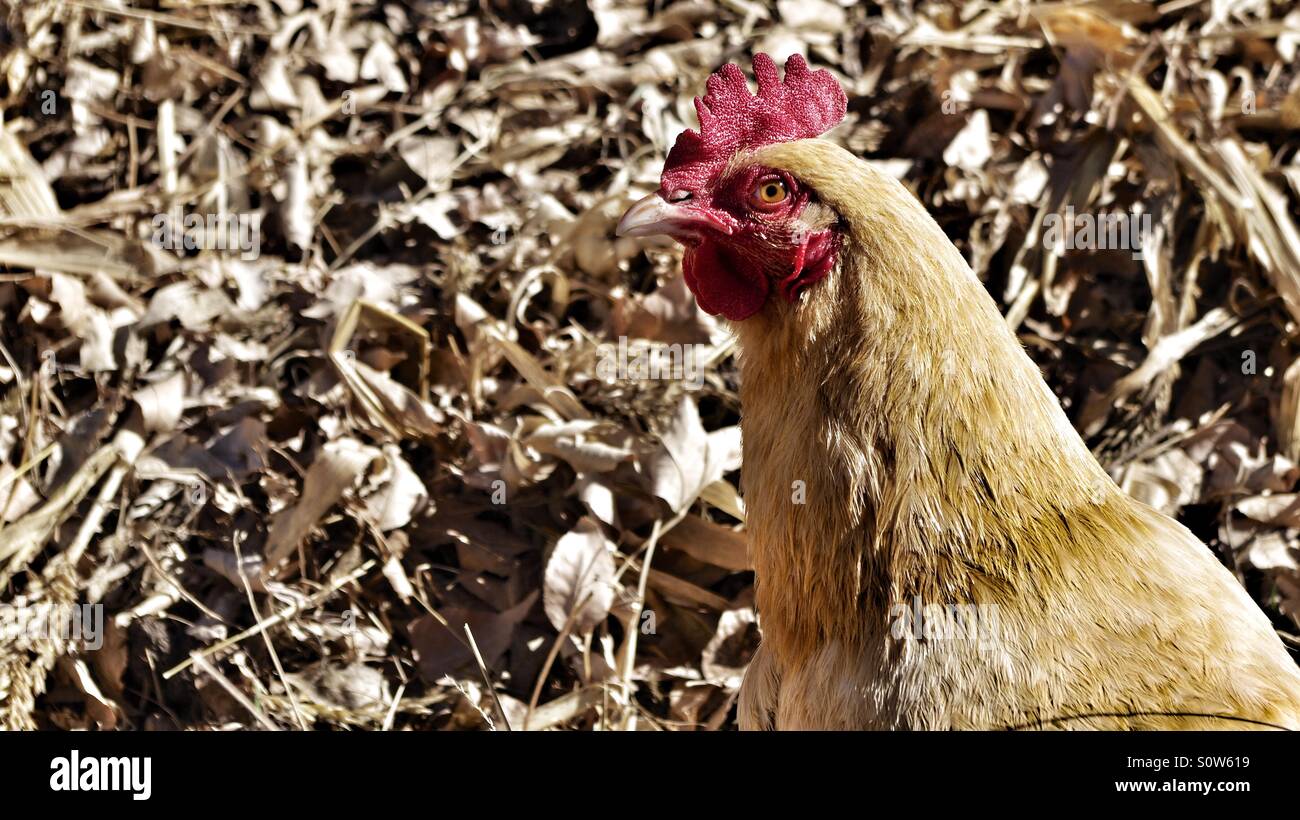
650;397;742;512
543;517;618;635
264;438;381;569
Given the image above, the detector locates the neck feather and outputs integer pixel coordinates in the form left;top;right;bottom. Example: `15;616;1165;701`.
733;139;1121;663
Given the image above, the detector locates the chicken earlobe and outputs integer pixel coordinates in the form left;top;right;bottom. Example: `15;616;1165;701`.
774;207;839;303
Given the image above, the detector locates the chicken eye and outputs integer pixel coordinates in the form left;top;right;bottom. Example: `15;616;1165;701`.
753;178;788;207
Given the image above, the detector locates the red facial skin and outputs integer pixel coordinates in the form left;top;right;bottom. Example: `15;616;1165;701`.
617;54;848;322
666;166;839;322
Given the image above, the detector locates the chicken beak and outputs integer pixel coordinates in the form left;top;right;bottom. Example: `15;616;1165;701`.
616;193;732;241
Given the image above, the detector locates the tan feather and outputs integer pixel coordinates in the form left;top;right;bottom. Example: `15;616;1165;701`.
731;139;1300;730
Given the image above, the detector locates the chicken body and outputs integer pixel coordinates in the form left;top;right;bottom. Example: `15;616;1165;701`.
730;140;1300;730
616;54;1300;729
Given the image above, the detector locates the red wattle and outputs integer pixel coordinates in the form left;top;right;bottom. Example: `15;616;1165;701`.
683;243;770;321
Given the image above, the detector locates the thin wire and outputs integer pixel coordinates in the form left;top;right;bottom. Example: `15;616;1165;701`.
1003;710;1294;731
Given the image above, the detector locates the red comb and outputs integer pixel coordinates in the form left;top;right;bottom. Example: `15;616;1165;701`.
661;53;847;193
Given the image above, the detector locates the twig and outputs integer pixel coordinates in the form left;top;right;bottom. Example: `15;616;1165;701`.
464;624;511;731
235;536;309;731
617;506;690;731
523;590;591;730
188;652;282;731
162;559;376;679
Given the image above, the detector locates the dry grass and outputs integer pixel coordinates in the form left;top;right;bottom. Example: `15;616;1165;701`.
0;0;1298;730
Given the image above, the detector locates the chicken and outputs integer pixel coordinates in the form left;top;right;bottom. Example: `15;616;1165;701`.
617;53;1300;730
